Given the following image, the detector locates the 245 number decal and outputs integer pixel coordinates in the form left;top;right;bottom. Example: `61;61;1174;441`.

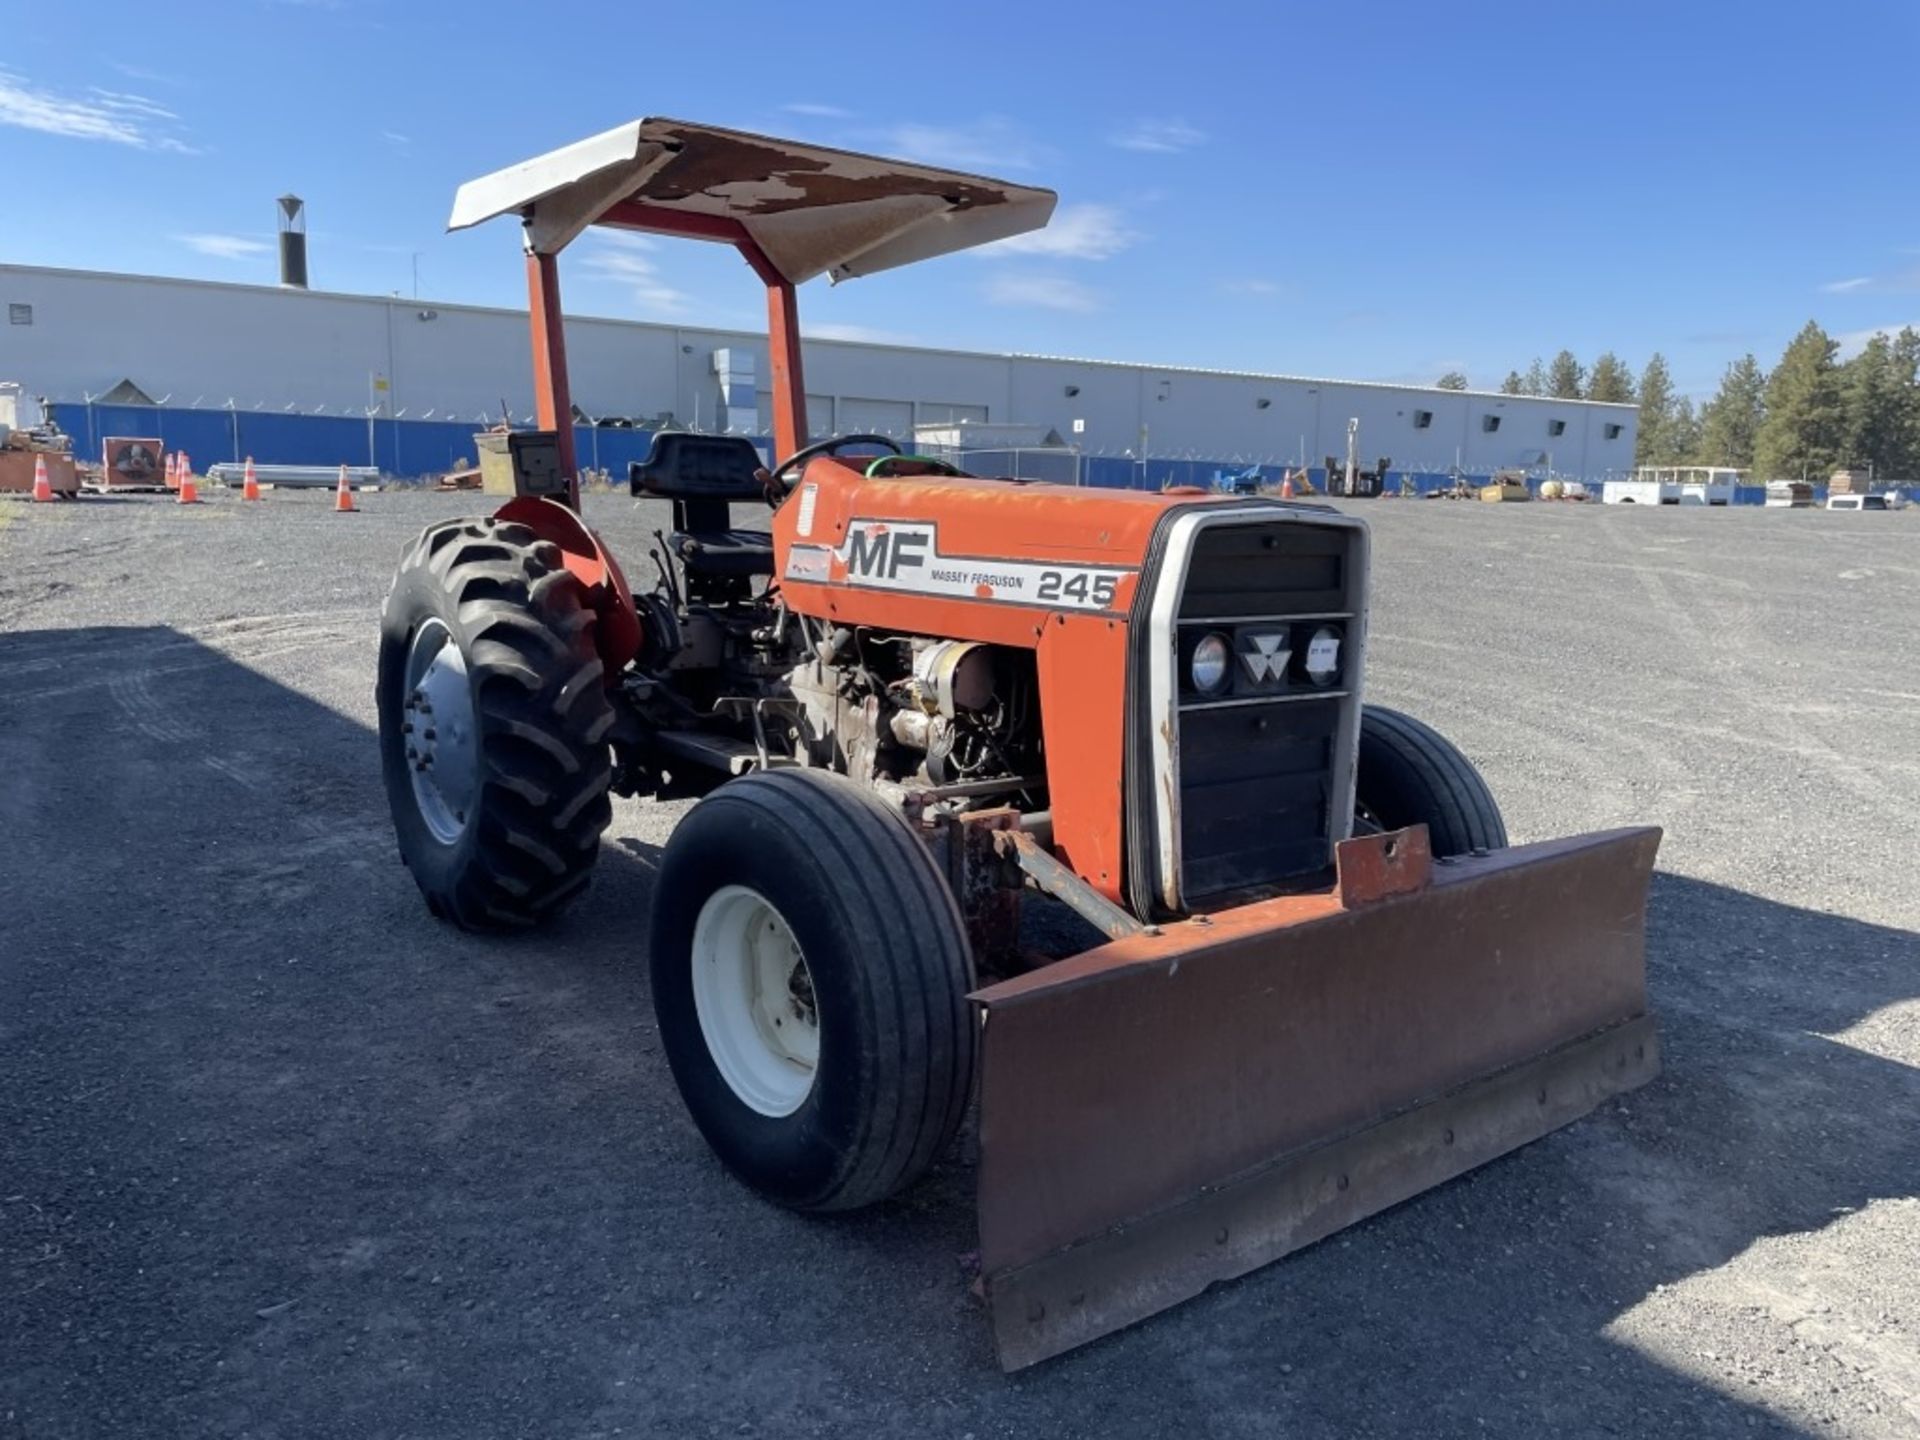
1036;570;1119;607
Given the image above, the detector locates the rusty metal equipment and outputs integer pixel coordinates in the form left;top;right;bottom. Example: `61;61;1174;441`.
975;825;1658;1365
0;413;79;497
372;117;1663;1370
96;437;168;492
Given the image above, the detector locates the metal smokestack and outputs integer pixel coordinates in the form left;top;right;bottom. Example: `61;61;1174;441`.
277;194;308;289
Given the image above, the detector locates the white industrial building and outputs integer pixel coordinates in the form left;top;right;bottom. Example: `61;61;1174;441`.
0;263;1637;481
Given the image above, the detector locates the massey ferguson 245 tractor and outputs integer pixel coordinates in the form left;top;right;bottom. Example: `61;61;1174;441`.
377;119;1662;1368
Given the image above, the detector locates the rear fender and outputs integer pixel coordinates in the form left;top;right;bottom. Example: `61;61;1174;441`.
495;496;643;672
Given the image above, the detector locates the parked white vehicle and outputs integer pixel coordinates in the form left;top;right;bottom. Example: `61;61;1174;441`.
1826;493;1893;511
1602;466;1743;506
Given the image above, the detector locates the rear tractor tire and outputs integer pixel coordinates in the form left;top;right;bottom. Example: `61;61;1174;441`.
1354;704;1508;857
649;768;977;1213
377;515;615;929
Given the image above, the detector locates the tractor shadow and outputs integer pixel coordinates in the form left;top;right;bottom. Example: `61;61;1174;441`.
2;625;1916;1438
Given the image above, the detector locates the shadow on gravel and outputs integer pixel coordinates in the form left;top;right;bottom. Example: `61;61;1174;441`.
2;626;1916;1439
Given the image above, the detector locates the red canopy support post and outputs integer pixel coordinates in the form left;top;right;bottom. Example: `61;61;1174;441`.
525;247;580;509
764;278;806;462
735;238;806;463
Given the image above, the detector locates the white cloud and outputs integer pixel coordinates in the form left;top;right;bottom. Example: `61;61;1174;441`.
1820;267;1920;295
176;233;272;260
807;322;913;344
380;129;411;150
1836;323;1920;357
878;117;1040;172
575;233;689;318
107;61;180;86
592;229;657;252
783;102;853;119
1223;278;1286;297
1110;118;1206;154
0;68;193;151
85;87;178;121
983;273;1100;313
979;203;1139;261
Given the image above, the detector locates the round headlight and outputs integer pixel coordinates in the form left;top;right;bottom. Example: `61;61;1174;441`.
1303;625;1342;686
1190;632;1230;693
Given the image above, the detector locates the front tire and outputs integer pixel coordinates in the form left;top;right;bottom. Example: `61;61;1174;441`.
377;516;615;929
649;769;976;1213
1355;705;1508;856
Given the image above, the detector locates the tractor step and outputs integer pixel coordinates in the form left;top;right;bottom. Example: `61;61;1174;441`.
654;730;763;777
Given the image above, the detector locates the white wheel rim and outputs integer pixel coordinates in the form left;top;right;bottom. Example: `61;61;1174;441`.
690;885;818;1117
401;618;480;845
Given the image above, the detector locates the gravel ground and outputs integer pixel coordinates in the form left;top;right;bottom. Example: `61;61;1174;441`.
2;487;1916;1439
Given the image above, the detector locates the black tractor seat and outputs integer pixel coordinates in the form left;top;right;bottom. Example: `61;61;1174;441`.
629;432;776;581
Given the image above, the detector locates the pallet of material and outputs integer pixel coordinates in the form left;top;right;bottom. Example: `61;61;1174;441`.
204;462;382;490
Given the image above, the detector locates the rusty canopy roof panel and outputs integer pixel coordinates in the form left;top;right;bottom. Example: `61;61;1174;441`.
448;118;1057;285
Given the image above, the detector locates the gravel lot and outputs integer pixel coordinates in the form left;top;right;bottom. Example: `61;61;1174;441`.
3;487;1916;1439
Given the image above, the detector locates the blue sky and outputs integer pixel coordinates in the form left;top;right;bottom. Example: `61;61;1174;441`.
3;0;1916;398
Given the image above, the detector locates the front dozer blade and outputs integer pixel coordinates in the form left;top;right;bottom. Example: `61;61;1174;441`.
971;825;1661;1370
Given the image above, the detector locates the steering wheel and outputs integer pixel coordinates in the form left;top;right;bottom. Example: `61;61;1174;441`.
863;454;967;479
769;433;902;487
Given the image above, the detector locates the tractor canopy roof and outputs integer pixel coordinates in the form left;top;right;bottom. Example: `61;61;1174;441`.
448;117;1057;285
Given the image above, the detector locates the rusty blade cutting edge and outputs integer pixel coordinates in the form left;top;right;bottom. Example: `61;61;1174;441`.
986;1015;1659;1370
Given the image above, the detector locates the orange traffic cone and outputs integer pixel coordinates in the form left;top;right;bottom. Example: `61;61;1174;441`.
242;456;262;502
334;463;356;513
31;454;54;503
164;452;178;490
177;453;199;505
1279;471;1295;499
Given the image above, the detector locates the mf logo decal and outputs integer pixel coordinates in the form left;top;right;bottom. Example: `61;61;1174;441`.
846;522;931;580
786;520;1132;612
1238;631;1292;683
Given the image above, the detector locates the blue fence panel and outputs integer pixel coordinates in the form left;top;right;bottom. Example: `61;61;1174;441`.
54;403;1803;506
49;403;772;482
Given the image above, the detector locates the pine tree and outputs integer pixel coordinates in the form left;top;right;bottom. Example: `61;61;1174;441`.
1522;358;1547;396
1435;371;1469;390
1500;370;1525;395
1585;352;1636;404
1697;355;1766;469
1753;321;1846;481
1635;354;1676;465
1890;328;1920;480
1840;333;1905;479
1547;350;1585;399
1669;397;1703;465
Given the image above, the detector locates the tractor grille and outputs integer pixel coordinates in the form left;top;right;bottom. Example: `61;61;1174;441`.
1177;700;1338;896
1163;517;1363;907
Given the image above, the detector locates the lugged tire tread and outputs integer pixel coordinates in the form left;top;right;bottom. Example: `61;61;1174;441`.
378;515;614;930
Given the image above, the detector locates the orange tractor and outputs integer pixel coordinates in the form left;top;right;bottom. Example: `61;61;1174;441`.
377;119;1661;1369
